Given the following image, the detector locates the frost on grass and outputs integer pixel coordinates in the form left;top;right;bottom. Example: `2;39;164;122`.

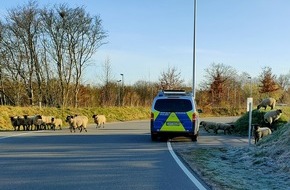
179;123;290;190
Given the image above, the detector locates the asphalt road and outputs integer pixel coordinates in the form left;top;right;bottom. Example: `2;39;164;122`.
0;121;207;190
170;116;249;151
171;116;249;147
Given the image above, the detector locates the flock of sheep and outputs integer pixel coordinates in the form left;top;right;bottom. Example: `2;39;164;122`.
199;121;234;135
10;114;107;133
8;97;284;143
253;97;282;144
199;97;283;144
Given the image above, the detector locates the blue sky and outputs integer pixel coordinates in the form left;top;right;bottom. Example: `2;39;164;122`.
1;0;290;86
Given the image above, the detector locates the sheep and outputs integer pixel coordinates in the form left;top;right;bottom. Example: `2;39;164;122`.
10;116;26;131
216;123;235;135
253;124;272;144
40;115;55;130
10;116;21;131
51;118;63;130
65;115;88;133
92;114;106;128
264;109;282;130
32;115;46;130
257;97;276;110
23;115;35;131
200;121;219;134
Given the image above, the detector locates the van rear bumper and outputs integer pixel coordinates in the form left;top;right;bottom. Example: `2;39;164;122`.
151;131;196;139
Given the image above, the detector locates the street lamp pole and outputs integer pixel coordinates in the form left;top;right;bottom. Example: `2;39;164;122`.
120;74;124;106
117;80;121;106
192;0;197;98
247;76;253;147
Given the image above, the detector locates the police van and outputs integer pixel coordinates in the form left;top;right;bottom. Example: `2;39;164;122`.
150;90;200;141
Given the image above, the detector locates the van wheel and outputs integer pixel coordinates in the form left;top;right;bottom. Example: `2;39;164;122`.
191;135;198;142
151;134;158;141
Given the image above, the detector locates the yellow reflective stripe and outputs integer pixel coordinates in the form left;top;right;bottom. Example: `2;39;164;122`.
187;111;193;120
153;110;159;120
160;125;186;131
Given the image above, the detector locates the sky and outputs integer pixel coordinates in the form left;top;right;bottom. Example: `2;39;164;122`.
1;0;290;86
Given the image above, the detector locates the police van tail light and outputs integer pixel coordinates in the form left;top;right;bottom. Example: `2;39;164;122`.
150;112;154;127
151;112;154;121
192;112;197;121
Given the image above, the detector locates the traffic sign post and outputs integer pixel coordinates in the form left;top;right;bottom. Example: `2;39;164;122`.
247;98;253;147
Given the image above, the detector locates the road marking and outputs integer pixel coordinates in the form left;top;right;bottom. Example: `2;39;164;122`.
0;132;29;140
167;141;207;190
0;131;43;140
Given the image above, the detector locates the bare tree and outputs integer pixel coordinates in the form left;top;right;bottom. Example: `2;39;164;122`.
40;4;107;107
277;73;290;91
0;21;8;105
1;1;41;105
159;66;184;90
99;57;117;106
40;5;73;107
64;6;107;107
277;73;290;103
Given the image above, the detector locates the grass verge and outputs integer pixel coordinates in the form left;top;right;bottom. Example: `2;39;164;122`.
178;123;290;190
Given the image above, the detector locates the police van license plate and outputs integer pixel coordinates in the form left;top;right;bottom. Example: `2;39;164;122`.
166;122;180;126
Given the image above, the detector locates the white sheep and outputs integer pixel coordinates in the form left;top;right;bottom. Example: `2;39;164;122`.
40;115;55;130
257;97;276;110
65;115;88;133
264;109;282;129
32;115;46;130
51;118;63;130
92;114;106;128
253;125;272;144
200;121;219;134
216;123;234;135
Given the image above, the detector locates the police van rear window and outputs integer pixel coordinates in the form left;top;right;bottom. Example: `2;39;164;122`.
154;99;192;112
